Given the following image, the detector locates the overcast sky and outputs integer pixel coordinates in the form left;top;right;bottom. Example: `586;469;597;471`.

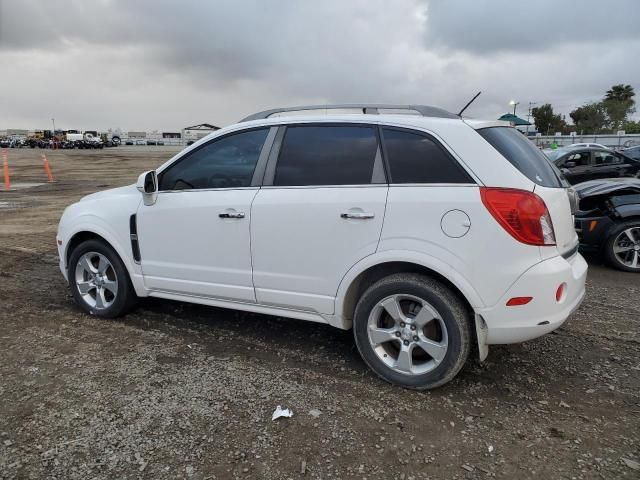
1;0;638;131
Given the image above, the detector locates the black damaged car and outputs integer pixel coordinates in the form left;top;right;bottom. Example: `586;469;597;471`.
546;147;640;184
574;178;640;272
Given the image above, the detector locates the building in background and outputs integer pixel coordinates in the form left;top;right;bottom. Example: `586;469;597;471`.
182;123;220;144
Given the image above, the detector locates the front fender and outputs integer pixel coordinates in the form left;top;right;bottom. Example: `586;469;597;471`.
59;215;147;297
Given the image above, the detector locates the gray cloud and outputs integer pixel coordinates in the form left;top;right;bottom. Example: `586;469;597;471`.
424;0;640;53
0;0;638;130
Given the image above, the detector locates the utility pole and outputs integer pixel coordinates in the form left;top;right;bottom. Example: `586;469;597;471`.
51;118;56;136
526;102;536;135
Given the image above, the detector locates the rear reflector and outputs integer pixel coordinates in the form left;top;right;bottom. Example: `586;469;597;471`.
506;296;533;306
480;187;556;246
556;283;566;302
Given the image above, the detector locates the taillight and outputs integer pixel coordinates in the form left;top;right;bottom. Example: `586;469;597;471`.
480;187;556;246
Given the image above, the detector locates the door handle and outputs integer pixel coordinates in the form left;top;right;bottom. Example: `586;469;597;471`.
219;211;245;219
341;212;375;219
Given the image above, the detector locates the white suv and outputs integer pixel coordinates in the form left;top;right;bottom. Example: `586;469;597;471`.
57;104;587;389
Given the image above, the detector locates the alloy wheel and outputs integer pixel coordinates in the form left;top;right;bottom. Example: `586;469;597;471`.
367;294;448;375
612;227;640;269
74;251;118;309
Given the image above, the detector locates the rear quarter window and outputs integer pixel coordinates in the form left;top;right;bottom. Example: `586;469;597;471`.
381;128;474;184
478;127;563;188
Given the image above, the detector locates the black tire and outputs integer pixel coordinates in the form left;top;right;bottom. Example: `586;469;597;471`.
604;220;640;272
68;239;137;317
353;273;471;390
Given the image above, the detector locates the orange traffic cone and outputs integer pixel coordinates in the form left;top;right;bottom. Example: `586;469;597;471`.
42;154;55;183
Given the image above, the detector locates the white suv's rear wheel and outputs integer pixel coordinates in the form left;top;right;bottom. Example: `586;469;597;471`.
353;274;470;389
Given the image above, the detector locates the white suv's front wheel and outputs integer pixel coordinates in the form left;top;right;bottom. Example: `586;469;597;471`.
353;274;471;389
68;239;137;318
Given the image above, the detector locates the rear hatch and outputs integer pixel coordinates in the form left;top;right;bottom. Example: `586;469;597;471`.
475;126;578;256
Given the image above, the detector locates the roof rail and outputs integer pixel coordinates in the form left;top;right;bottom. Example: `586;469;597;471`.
239;104;458;122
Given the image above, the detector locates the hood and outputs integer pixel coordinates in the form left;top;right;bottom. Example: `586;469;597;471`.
80;184;138;202
574;178;640;199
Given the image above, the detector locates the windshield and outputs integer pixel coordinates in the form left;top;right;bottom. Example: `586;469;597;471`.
477;127;564;188
543;149;569;162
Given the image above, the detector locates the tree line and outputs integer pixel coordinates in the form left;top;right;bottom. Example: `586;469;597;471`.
531;84;638;135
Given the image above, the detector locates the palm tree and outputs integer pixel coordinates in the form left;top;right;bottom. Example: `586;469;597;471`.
603;84;635;131
605;84;635;102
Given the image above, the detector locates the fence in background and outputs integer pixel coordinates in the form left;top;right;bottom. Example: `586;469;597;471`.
530;134;640;150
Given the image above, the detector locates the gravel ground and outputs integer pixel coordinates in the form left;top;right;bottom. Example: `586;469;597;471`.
0;148;639;479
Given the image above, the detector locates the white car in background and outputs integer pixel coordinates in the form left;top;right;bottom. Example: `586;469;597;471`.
57;104;587;389
567;143;609;150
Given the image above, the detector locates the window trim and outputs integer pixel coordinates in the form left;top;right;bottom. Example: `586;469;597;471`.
261;122;386;187
379;125;476;185
156;126;276;193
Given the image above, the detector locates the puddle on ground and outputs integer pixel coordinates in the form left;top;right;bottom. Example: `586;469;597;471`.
3;182;46;191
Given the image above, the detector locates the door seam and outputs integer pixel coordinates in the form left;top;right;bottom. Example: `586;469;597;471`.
375;185;390;253
248;188;261;302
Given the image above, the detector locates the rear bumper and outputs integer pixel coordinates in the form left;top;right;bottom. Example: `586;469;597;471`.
476;252;588;344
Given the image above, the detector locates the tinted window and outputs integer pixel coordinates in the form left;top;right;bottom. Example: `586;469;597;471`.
274;126;378;186
563;151;591;167
159;128;269;190
593;151;621;165
382;128;473;183
478;127;563;188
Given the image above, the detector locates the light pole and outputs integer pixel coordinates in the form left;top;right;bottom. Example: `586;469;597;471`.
526;102;537;135
51;118;56;136
509;100;520;116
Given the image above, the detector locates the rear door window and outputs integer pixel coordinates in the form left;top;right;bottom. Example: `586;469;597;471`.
477;127;563;187
381;128;473;183
274;125;379;186
594;151;621;165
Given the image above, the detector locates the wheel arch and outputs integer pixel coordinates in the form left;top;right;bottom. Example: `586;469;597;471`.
603;214;640;242
63;223;146;296
334;252;484;330
66;231;109;267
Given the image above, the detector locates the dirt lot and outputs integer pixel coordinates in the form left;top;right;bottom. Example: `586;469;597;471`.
0;147;639;480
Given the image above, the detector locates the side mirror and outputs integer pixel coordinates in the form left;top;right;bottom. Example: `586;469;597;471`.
564;161;576;168
136;171;158;206
136;170;157;194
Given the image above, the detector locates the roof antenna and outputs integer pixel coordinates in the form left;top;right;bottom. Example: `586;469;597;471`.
457;91;482;117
